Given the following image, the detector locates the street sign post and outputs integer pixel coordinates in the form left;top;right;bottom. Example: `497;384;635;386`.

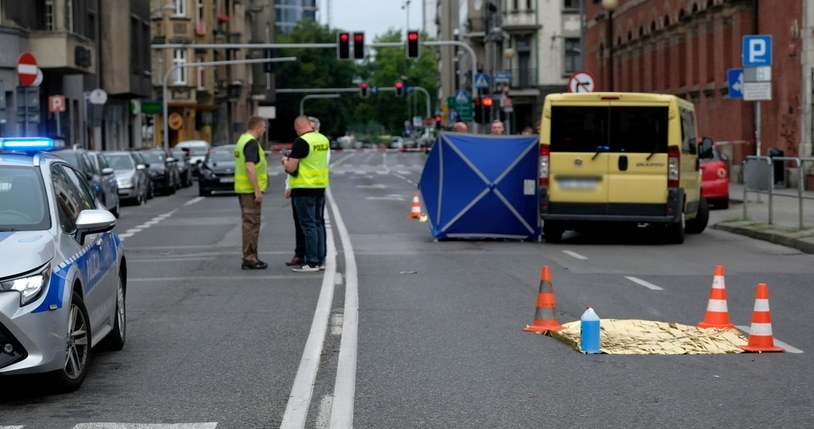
453;89;472;122
49;95;66;136
727;68;744;99
567;71;596;93
742;35;772;67
741;35;773;157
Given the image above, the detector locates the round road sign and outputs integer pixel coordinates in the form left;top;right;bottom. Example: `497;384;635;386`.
567;71;596;93
17;52;39;87
89;88;108;105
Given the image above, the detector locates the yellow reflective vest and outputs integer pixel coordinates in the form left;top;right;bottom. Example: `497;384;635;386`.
289;132;329;189
234;133;268;194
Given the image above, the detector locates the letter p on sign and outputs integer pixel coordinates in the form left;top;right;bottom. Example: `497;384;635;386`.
742;35;772;67
49;95;66;113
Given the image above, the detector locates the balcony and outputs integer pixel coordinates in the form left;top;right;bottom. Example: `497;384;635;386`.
29;31;96;74
502;10;540;33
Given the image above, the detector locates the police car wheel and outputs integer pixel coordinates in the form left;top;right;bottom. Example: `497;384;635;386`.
53;291;91;392
102;272;126;351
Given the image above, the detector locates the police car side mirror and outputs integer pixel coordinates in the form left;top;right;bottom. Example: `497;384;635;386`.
101;167;114;175
75;209;117;245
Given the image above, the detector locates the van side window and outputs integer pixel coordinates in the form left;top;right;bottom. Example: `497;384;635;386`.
550;106;607;152
610;107;668;153
680;108;697;154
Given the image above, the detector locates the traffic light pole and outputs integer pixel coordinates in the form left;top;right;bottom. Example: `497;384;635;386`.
277;87;432;119
300;94;341;116
161;57;295;152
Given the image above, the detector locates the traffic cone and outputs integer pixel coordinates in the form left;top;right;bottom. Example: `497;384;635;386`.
410;193;421;219
739;283;784;353
698;264;735;329
523;266;563;333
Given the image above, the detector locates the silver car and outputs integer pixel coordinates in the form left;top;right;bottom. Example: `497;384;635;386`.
0;137;126;392
104;151;150;205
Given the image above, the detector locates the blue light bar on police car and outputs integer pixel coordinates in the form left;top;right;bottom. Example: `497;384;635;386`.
0;137;58;151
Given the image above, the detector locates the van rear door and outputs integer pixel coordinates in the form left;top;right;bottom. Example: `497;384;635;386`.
606;105;669;209
548;104;610;214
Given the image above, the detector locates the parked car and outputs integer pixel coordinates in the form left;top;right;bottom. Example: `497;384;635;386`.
51;147;120;217
129;151;154;199
0;137;127;392
137;148;180;196
175;140;210;176
699;137;730;209
198;144;236;196
103;151;150;205
171;148;194;187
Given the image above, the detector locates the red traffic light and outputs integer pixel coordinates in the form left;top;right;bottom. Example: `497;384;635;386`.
482;96;494;107
394;80;405;97
406;30;420;59
434;115;442;122
408;32;419;41
360;82;368;89
395;81;404;88
354;33;364;42
339;33;349;42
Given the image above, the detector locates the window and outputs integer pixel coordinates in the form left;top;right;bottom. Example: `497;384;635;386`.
131;17;139;75
196;0;204;22
564;38;581;74
550;106;668;153
563;0;579;11
45;0;55;31
197;57;206;90
173;49;188;85
52;165;94;234
173;0;187;17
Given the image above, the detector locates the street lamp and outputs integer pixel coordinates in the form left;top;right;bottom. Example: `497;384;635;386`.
601;0;619;91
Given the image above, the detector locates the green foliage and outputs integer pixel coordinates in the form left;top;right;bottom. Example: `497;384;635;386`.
271;24;438;142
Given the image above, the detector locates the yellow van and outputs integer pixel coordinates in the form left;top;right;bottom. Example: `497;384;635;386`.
538;92;708;243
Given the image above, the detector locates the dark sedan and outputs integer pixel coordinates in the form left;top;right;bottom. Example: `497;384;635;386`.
198;144;236;196
137;148;180;196
51;147;120;217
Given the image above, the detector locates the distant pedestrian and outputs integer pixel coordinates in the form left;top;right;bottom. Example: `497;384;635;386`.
521;126;534;135
453;122;468;133
490;119;505;135
282;115;330;272
235;116;269;270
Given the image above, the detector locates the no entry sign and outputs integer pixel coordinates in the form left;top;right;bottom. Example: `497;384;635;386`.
17;52;38;87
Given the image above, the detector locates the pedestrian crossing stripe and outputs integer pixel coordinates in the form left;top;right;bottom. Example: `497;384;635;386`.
1;424;219;429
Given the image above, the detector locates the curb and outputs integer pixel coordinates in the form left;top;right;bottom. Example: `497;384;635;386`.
712;223;814;254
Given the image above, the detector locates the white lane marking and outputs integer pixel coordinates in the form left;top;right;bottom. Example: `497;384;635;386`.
736;325;804;353
73;424;218;429
280;212;338;428
392;172;415;186
0;426;24;429
119;210;178;241
562;250;587;260
184;196;205;206
315;395;334;429
327;187;359;429
129;275;319;282
625;276;664;291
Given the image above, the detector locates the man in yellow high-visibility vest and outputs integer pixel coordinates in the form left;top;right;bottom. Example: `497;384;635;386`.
282;115;330;272
234;116;268;269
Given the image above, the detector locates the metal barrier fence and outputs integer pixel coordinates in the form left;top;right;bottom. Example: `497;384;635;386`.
742;156;814;229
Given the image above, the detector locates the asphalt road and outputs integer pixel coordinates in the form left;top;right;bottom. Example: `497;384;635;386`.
1;149;813;428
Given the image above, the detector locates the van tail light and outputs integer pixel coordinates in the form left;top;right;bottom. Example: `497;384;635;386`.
539;144;550;187
667;146;680;188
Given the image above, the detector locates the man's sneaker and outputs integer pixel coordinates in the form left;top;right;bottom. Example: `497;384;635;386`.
318;263;326;271
242;260;268;270
292;264;319;273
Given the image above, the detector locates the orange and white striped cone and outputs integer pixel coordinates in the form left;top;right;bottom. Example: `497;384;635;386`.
698;264;735;329
523;266;563;333
739;282;784;353
409;193;421;219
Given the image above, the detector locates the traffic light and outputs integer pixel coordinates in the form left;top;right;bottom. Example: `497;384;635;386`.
482;96;494;123
337;32;350;59
359;82;369;98
394;80;405;97
473;97;482;123
407;31;420;59
353;32;365;59
435;115;442;129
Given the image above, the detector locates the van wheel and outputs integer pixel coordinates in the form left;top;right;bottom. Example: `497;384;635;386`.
666;213;685;244
543;222;564;243
686;198;709;234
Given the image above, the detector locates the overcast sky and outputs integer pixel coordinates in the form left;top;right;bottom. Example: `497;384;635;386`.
321;0;424;40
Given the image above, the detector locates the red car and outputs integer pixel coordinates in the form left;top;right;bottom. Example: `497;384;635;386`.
699;138;730;209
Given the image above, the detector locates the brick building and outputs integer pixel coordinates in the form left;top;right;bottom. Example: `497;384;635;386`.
583;0;811;182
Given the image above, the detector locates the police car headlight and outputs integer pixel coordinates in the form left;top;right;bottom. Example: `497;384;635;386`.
0;265;51;306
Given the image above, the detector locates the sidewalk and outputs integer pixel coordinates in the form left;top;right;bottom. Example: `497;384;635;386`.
709;182;814;254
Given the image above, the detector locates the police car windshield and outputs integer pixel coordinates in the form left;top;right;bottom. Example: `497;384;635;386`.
0;166;50;231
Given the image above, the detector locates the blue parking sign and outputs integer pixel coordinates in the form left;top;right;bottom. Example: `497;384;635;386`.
742;35;772;67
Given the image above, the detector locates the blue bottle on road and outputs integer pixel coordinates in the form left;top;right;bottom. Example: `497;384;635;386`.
580;307;601;354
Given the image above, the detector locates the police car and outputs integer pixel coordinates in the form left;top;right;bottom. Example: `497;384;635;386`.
0;137;126;391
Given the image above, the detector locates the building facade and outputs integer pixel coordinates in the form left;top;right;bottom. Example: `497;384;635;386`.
275;0;316;33
0;0;151;150
583;0;812;182
151;0;276;149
